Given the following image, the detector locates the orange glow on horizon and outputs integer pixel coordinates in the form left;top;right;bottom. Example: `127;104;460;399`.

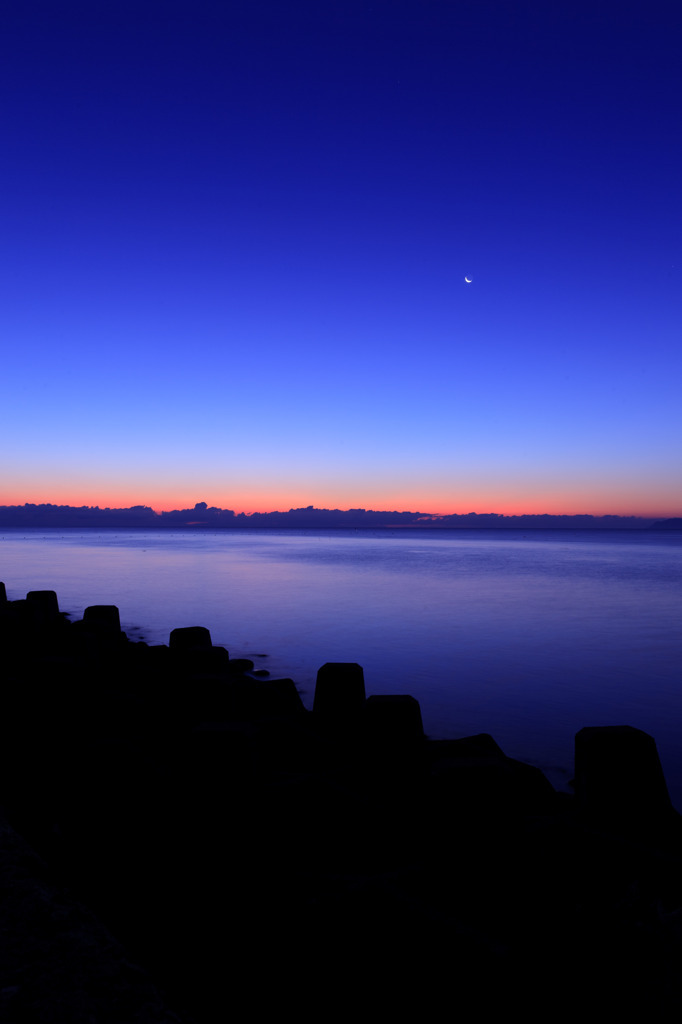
2;485;679;520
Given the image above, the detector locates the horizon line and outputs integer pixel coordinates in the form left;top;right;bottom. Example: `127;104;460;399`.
2;500;680;522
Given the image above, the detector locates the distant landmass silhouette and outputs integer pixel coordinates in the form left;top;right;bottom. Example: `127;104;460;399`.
0;501;676;529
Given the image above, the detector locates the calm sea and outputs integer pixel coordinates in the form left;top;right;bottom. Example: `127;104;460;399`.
2;527;681;805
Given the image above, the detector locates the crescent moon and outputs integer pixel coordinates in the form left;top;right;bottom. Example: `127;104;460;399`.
464;277;472;283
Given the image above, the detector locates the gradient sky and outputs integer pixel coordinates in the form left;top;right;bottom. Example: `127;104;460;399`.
2;1;680;516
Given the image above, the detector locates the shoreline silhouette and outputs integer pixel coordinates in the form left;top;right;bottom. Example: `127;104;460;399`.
2;582;682;1017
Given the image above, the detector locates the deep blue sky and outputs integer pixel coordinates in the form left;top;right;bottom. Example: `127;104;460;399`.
2;1;680;514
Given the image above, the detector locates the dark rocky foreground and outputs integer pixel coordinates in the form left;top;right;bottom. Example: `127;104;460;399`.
2;583;682;1020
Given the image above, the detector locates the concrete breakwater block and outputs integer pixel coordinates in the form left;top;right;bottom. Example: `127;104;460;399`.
313;662;366;720
169;625;212;649
0;599;59;647
82;605;121;633
574;725;673;822
434;750;556;818
251;678;306;718
1;598;40;630
358;695;427;788
214;677;305;721
26;590;60;622
180;645;231;678
364;694;425;744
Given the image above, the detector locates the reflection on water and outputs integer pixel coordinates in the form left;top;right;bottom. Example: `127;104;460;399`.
2;527;681;804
